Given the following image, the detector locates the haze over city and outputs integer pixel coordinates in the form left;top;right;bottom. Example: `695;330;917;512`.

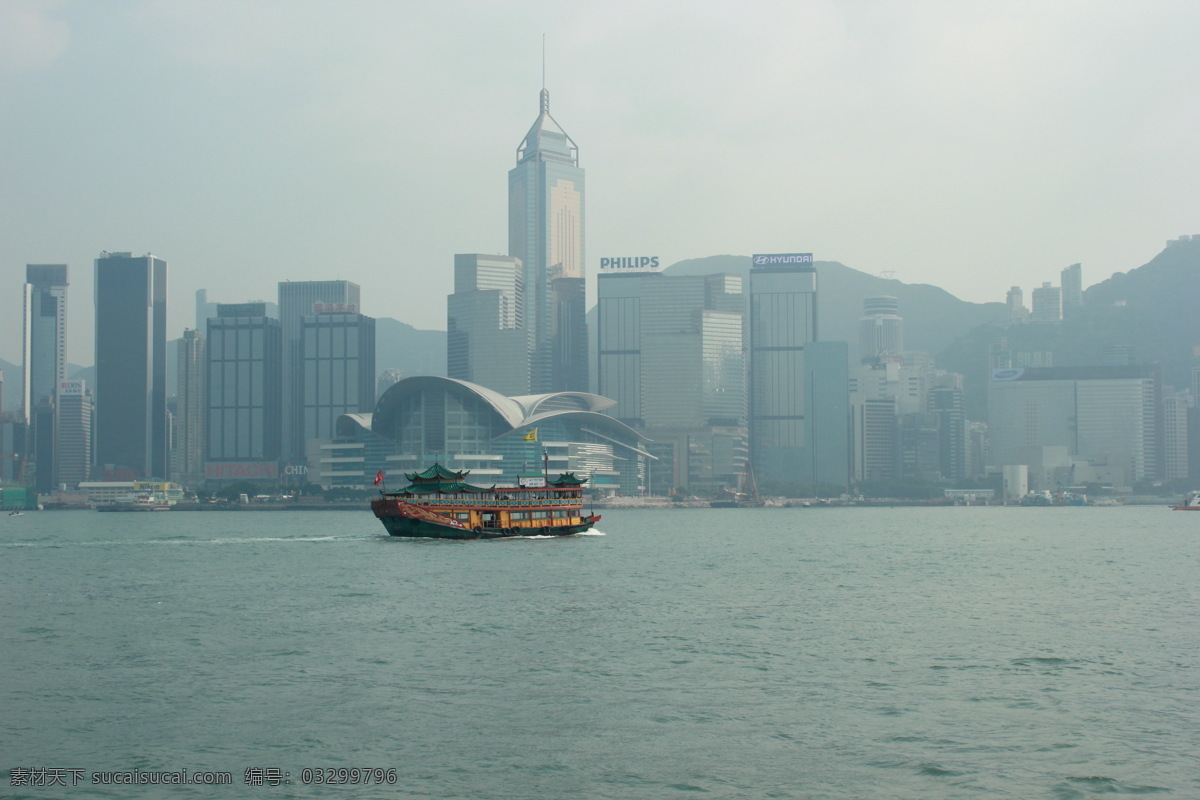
2;0;1199;366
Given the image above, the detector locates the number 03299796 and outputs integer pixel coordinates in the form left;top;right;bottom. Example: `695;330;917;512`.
300;768;398;785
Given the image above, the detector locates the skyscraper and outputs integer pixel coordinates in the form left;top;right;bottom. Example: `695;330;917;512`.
206;304;282;479
94;252;168;479
1061;263;1083;318
175;329;206;485
929;385;967;481
1030;282;1062;323
21;265;68;422
55;379;92;490
22;264;68;491
858;295;904;364
1005;286;1028;323
299;311;375;447
447;254;529;396
508;88;587;393
749;256;816;483
988;365;1161;487
278;281;360;462
748;254;849;489
597;269;748;493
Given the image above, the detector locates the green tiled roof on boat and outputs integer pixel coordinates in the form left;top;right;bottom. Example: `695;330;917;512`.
405;463;467;482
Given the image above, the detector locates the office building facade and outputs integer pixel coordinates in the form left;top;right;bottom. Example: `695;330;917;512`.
858;295;904;364
508;88;587;393
94;252;168;479
299;312;376;446
278;281;361;462
55;379;93;490
206;304;282;481
1061;263;1083;318
175;329;206;485
750;259;814;485
1161;391;1189;481
929;385;967;481
1005;286;1029;323
22;265;68;491
22;264;69;421
1030;282;1062;323
447;254;529;396
851;397;898;482
597;270;748;493
988;365;1160;487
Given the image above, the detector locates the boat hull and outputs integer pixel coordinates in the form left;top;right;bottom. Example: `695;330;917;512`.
371;496;600;539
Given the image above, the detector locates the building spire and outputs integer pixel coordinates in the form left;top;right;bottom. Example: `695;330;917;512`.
541;34;549;113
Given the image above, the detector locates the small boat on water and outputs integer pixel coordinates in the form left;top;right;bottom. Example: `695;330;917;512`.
1172;490;1200;511
97;494;171;512
8;510;25;517
371;463;601;539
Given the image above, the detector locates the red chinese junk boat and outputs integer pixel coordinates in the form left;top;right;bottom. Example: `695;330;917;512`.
370;463;601;539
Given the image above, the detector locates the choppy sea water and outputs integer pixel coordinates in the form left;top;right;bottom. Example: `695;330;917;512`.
2;506;1198;799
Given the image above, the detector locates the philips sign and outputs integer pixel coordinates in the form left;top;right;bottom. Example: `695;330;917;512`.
753;253;814;266
599;256;661;272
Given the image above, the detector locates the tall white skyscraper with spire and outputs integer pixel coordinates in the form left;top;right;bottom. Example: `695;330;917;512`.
508;87;587;393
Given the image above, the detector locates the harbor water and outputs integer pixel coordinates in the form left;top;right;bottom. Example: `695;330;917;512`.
3;506;1198;799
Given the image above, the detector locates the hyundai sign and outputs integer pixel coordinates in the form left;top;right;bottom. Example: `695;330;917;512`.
753;253;814;266
599;256;661;272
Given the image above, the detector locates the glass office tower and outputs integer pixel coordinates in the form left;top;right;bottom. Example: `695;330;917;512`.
597;270;748;493
508;88;587;393
299;312;376;445
94;252;168;479
175;328;207;485
988;365;1160;486
206;304;282;468
22;264;68;491
55;379;93;490
278;281;360;462
749;256;850;490
749;259;816;485
447;254;530;396
22;264;69;421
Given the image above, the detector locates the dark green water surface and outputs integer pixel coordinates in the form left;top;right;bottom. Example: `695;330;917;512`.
3;506;1198;798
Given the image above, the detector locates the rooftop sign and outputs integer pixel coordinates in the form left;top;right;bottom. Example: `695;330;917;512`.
599;256;661;272
752;253;813;266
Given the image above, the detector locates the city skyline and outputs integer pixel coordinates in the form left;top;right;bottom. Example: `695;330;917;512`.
4;2;1200;367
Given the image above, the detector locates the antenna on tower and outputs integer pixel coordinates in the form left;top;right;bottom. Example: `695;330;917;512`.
542;33;546;90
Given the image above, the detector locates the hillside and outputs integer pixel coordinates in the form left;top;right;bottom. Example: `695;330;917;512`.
938;237;1200;418
663;255;1006;354
375;318;447;378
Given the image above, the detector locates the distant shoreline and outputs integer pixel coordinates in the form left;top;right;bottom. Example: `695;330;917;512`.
27;498;1177;512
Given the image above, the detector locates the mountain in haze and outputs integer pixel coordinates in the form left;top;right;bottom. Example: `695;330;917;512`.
0;361;95;415
663;255;1007;354
938;236;1200;418
374;318;447;379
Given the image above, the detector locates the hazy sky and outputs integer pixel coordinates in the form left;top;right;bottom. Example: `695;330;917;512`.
2;0;1199;366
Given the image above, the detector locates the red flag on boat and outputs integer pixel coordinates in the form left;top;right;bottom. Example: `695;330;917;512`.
373;469;385;486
